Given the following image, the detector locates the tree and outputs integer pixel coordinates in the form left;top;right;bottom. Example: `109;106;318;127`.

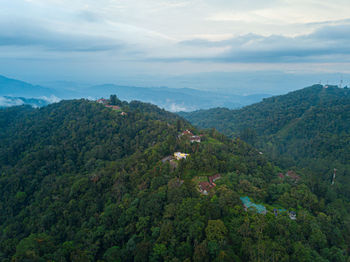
205;220;228;242
109;94;121;106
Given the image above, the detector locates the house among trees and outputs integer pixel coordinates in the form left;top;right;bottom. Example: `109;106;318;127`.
181;130;193;136
209;174;221;185
190;135;201;143
277;171;300;182
289;211;297;220
285;170;300;182
174;152;189;160
120;112;127;116
198;174;221;194
178;129;193;138
198;181;214;195
97;98;108;104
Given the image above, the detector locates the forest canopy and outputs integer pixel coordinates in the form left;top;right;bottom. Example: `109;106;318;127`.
0;96;349;261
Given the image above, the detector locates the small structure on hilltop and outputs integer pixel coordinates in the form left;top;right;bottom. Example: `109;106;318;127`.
174;152;189;160
278;173;285;179
285;170;300;182
178;129;193;139
289;211;297;220
240;196;267;215
181;130;193;136
97;98;108;104
209;174;221;185
198;173;222;195
190;135;201;143
120;111;127;116
198;181;214;195
178;130;203;143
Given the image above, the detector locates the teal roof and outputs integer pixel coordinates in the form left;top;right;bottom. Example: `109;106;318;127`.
240;196;267;214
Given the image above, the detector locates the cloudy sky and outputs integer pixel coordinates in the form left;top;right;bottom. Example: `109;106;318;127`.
1;0;350;93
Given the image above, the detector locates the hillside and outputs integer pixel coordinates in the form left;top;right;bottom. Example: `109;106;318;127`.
0;98;349;261
180;85;350;198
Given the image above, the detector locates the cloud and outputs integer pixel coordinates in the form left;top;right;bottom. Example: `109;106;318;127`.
39;95;61;103
0;97;24;107
0;19;122;52
167;102;190;112
173;23;350;63
77;11;103;23
2;0;350;83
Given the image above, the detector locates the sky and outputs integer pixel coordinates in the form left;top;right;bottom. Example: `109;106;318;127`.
1;0;350;94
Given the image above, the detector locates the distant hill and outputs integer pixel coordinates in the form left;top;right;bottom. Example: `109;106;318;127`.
0;75;57;97
0;75;270;111
83;84;270;111
180;85;350;196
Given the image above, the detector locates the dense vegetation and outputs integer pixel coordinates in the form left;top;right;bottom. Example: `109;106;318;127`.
0;96;349;261
180;85;350;197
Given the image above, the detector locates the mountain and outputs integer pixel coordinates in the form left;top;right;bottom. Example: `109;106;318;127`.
180;85;350;197
0;75;270;111
0;75;58;97
82;84;270;111
0;98;349;261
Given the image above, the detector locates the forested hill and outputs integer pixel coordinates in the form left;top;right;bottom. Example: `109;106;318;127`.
180;84;348;136
180;85;350;195
1;98;350;261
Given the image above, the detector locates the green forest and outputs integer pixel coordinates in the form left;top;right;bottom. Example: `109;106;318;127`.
0;95;350;261
180;85;350;200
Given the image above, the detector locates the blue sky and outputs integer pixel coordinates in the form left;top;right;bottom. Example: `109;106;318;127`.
1;0;350;93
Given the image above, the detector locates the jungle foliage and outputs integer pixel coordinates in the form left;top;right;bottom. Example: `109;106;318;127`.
0;96;349;261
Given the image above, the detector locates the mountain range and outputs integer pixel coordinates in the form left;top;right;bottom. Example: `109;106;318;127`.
0;75;270;111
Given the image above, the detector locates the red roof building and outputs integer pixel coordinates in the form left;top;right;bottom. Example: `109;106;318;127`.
97;98;108;104
198;182;214;195
190;135;201;143
285;170;300;182
182;130;193;136
209;174;221;184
